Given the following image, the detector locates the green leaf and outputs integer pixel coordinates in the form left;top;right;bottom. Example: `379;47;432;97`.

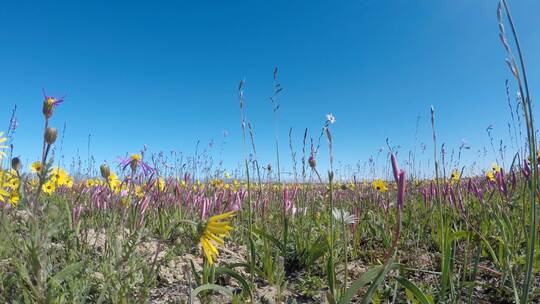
306;239;328;266
361;262;397;304
252;228;286;252
50;262;83;283
339;263;397;304
191;283;233;300
249;236;256;275
396;276;433;304
327;255;335;298
451;230;470;241
215;267;251;295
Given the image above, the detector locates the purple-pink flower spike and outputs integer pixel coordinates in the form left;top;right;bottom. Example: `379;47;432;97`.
390;153;406;209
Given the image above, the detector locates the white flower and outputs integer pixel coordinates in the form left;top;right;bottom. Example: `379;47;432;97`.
326;113;336;124
291;207;308;217
332;208;357;225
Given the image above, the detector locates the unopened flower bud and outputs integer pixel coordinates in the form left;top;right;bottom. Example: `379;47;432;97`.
44;127;58;145
130;160;138;172
308;155;316;168
11;157;22;171
100;163;111;179
43;98;54;118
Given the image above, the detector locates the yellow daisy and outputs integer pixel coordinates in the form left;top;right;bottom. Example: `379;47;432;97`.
372;179;388;193
42;181;56;195
50;167;68;185
65;178;74;188
31;161;42;173
7;177;19;190
85;179;95;188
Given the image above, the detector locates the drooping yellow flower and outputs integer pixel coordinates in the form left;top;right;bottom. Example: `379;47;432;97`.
42;181;56;195
199;211;235;265
492;163;501;173
372;179;388;193
0;132;7;159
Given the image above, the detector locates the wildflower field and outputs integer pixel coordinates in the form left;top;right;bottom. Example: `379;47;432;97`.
1;1;540;303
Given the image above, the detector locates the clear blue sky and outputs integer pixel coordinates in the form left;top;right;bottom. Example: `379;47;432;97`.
1;0;539;178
